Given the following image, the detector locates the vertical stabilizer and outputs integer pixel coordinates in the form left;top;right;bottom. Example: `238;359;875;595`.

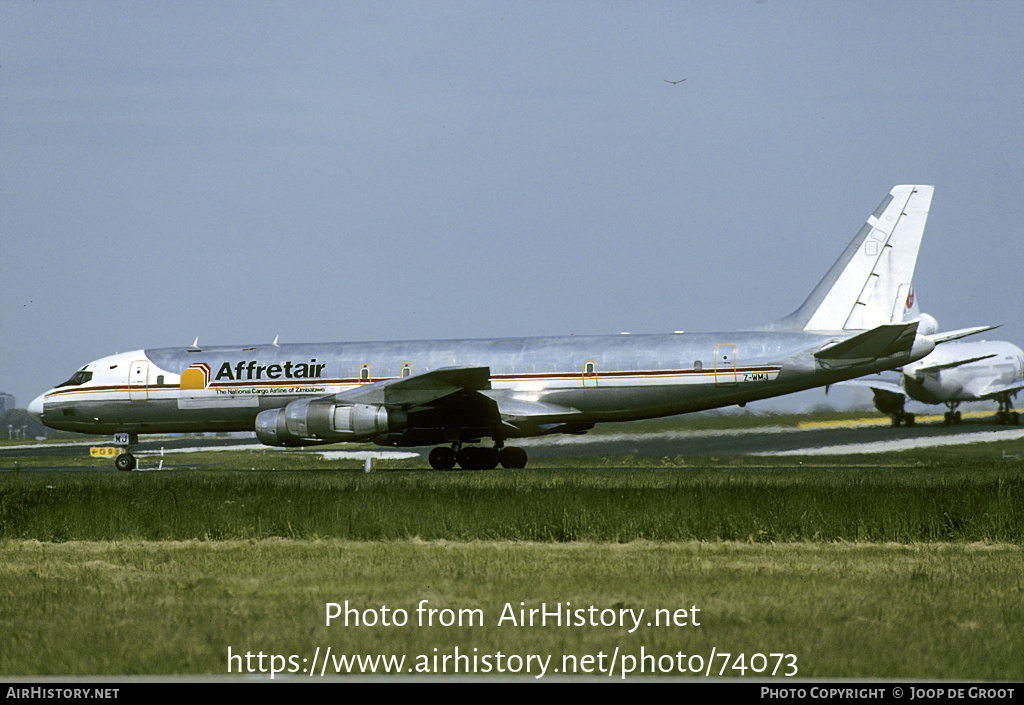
771;185;934;332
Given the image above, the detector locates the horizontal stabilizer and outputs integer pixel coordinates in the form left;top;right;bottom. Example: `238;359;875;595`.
814;321;919;366
927;325;1000;345
335;366;491;407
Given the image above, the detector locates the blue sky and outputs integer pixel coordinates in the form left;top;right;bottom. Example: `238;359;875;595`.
2;1;1022;410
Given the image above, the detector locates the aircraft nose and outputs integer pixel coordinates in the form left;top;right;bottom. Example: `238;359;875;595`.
27;393;45;419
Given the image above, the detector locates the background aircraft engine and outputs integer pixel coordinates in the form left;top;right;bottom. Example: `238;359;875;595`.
254;399;406;446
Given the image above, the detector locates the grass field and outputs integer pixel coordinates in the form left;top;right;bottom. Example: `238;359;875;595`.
1;539;1020;679
0;419;1022;679
1;463;1022;543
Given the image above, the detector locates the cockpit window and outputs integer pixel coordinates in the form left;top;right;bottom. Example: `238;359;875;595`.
56;370;93;388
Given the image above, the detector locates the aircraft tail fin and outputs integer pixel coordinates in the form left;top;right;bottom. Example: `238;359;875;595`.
770;185;934;332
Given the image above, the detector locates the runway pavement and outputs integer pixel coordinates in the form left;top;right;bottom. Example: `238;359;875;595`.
3;412;1024;470
516;412;1024;458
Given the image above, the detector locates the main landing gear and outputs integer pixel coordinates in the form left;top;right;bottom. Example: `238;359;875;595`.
996;398;1020;425
872;388;915;427
942;400;1020;425
428;443;528;470
890;411;916;427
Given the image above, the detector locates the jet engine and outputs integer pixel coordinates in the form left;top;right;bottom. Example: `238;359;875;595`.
255;398;406;446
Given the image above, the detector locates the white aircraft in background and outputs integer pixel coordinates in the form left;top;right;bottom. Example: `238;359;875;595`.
849;318;1023;426
30;185;992;470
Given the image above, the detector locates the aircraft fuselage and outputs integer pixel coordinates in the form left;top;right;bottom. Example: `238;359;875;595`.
902;339;1024;405
36;329;927;442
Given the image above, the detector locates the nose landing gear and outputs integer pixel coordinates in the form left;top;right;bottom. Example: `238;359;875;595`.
943;403;963;425
113;432;138;471
114;452;136;471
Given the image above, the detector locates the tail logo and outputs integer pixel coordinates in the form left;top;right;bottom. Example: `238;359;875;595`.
905;286;915;310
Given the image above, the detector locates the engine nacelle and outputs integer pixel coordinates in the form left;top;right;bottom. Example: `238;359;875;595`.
255;399;406;446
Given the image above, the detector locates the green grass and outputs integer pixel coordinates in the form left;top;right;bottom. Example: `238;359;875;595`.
1;432;1022;679
0;539;1020;678
1;462;1022;543
3;424;1024;544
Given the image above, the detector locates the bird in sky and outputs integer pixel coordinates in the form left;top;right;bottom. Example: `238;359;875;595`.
663;78;686;85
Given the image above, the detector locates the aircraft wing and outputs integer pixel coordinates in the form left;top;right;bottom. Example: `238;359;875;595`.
911;353;997;377
332;366;587;439
254;366;501;447
333;366;491;409
975;382;1024;402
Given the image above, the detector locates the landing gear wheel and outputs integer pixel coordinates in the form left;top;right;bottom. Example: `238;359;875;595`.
891;412;915;427
428;447;457;470
498;446;528;469
997;410;1019;425
456;447;499;470
114;453;136;472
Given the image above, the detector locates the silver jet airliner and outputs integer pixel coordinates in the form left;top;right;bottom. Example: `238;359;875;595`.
30;185;985;470
852;334;1024;426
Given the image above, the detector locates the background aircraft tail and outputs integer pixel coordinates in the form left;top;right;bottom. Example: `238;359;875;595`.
770;185;934;332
